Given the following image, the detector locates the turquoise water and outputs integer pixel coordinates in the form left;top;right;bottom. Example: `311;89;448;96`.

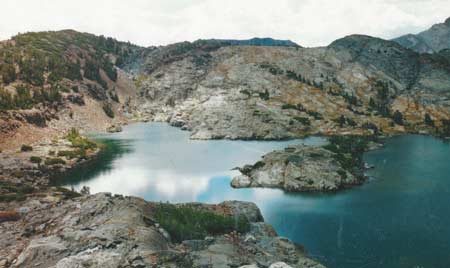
58;123;450;268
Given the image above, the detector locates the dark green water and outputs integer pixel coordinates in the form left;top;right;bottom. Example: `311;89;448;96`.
57;123;450;268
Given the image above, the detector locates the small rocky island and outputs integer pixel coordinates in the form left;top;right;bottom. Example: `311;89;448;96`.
232;136;377;192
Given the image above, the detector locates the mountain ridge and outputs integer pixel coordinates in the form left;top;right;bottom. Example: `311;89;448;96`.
393;17;450;53
2;19;450;150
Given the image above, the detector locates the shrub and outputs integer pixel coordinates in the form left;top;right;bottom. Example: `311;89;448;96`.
154;204;250;243
57;150;83;159
281;104;297;110
240;89;251;97
21;145;33;152
0;88;14;110
0;193;25;202
294;116;311;125
55;187;82;199
258;89;270;101
392;110;404;125
102;103;115;118
323;136;371;172
44;157;66;165
424;113;434;127
0;63;16;84
306;110;323;120
30;156;42;164
66;128;97;151
337;169;348;180
0;181;34;202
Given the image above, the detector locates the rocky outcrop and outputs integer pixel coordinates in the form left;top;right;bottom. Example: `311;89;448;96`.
0;193;324;268
106;124;123;133
232;145;363;192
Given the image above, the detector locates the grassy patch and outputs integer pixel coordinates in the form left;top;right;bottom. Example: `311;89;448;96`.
44;157;66;165
66;128;97;151
0;181;34;202
154;203;250;243
30;156;42;164
57;149;86;159
54;187;82;199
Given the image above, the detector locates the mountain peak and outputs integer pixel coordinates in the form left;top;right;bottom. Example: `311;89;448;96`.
393;17;450;53
445;17;450;26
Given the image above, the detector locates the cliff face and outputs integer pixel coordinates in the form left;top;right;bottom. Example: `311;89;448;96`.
393;17;450;53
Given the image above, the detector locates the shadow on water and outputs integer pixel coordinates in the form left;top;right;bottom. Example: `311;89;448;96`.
51;139;134;187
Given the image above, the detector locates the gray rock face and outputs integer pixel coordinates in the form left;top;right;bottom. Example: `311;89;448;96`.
2;193;324;268
232;145;362;192
131;34;450;140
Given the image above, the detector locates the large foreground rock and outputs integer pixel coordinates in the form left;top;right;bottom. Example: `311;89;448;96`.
1;193;324;268
232;145;363;192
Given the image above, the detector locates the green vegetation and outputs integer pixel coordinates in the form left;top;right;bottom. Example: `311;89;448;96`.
239;89;251;97
334;115;357;127
62;129;96;160
30;156;42;164
293;116;311;125
424;113;434;127
55;186;82;200
57;150;85;159
0;63;16;84
259;62;284;75
0;85;62;111
362;122;379;135
281;104;297;110
44;157;66;165
368;80;394;117
286;70;304;82
84;60;108;88
20;144;33;152
392;110;404;125
102;103;115;118
0;30;139;110
306;110;323;120
439;119;450;137
258;89;270;100
0;181;34;202
154;203;250;243
323;136;373;173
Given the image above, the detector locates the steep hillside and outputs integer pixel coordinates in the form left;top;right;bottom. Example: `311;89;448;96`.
393;17;450;53
130;34;450;140
0;30;142;149
2;26;450;150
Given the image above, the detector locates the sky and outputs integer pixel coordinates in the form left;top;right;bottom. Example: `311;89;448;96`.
1;0;450;47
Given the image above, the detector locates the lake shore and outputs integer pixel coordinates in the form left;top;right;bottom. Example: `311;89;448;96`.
0;123;327;268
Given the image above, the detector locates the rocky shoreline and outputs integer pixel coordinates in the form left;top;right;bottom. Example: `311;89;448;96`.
0;126;326;268
0;192;325;268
